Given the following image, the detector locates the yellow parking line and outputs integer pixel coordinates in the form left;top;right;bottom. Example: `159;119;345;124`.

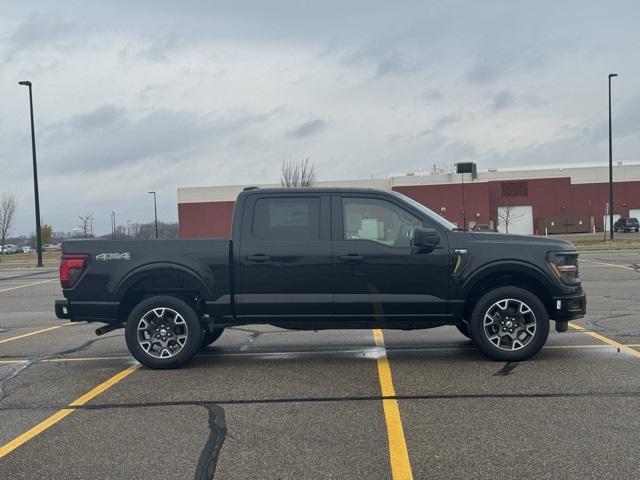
373;329;413;480
0;363;140;458
0;324;74;345
0;278;56;294
569;323;640;359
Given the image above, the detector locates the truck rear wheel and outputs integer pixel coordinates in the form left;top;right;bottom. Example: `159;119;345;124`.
125;295;203;369
201;328;224;348
469;286;549;362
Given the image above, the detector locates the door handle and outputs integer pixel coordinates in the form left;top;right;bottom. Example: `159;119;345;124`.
246;254;271;262
339;254;364;263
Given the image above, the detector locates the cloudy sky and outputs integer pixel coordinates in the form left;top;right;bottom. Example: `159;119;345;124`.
1;1;639;236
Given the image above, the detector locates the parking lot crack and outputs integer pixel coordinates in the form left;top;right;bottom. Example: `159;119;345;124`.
0;335;121;402
0;359;38;401
193;404;227;480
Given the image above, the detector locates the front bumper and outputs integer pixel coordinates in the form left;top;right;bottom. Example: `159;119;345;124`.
552;292;587;320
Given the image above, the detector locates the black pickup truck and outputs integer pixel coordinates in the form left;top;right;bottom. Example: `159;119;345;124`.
56;187;586;368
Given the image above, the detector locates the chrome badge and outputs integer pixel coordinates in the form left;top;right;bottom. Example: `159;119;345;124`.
96;252;131;261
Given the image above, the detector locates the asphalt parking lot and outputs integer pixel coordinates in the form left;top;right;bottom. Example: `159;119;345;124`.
0;251;639;479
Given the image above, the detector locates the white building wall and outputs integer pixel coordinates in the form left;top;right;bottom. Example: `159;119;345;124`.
178;162;640;204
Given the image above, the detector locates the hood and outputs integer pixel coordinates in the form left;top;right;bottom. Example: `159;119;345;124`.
468;232;576;251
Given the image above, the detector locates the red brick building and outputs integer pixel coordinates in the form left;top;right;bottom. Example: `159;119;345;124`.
178;163;640;237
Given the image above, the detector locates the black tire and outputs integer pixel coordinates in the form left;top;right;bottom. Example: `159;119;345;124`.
455;322;473;340
201;328;224;348
125;295;203;369
469;286;549;362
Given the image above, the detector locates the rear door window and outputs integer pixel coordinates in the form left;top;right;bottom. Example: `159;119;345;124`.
252;197;320;241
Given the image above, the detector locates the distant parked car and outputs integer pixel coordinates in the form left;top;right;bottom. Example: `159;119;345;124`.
1;244;19;254
43;244;62;252
472;224;494;232
22;246;33;253
614;217;639;233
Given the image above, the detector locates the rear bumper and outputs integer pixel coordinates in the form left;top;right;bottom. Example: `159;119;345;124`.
54;299;120;323
552;293;587;320
55;299;72;320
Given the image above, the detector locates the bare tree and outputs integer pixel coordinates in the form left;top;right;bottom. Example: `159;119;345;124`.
78;212;95;238
280;158;317;187
0;193;17;252
497;205;528;234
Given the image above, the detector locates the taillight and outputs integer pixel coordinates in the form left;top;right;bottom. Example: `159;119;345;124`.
60;254;89;289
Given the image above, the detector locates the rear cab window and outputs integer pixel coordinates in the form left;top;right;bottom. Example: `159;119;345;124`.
252;197;320;241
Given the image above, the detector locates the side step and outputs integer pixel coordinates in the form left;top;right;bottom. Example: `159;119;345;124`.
95;324;124;336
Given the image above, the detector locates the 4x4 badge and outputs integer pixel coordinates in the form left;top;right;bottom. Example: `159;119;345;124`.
96;252;131;261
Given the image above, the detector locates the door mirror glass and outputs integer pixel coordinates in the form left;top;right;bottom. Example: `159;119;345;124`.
411;227;440;251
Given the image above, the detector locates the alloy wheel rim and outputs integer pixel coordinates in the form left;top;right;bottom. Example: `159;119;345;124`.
136;307;188;358
482;299;536;351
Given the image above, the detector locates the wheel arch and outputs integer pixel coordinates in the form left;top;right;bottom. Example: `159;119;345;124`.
114;263;212;322
461;262;554;321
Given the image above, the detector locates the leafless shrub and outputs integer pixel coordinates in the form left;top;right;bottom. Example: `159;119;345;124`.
78;212;95;238
497;205;528;234
0;193;17;251
280;158;317;187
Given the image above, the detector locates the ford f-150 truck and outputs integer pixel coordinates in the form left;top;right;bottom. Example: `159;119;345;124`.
55;187;586;368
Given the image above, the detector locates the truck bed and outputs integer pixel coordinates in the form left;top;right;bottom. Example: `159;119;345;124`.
60;238;231;323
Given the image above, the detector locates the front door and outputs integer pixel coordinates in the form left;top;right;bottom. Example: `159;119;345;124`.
331;193;450;323
236;193;333;321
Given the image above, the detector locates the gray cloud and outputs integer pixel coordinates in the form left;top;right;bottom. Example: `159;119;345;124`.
416;88;443;103
286;119;328;139
4;14;90;60
465;59;505;85
2;1;640;235
39;105;275;173
492;90;516;111
69;104;126;131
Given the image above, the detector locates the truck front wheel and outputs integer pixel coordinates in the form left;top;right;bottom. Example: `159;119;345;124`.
469;287;549;362
125;295;203;369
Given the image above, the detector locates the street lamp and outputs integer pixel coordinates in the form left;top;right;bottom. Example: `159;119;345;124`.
608;73;618;240
111;211;116;239
148;191;158;239
18;81;43;267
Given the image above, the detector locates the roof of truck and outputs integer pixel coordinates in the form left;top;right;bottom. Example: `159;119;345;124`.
239;187;392;195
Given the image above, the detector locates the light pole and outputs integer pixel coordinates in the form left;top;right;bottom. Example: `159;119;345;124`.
608;73;618;240
18;81;43;267
148;191;158;239
111;211;116;239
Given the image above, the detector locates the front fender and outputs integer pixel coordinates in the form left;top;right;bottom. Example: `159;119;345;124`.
459;260;554;298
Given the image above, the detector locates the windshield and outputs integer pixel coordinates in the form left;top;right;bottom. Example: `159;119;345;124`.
391;191;457;231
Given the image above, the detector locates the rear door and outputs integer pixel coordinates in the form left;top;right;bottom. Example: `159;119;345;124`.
236;192;333;321
331;193;450;323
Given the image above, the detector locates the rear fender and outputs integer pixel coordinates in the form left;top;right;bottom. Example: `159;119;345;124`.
113;262;214;300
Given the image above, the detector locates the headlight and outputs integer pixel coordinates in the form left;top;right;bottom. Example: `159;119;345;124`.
548;252;580;285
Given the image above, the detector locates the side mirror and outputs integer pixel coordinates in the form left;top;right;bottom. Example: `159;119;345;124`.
411;227;440;252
